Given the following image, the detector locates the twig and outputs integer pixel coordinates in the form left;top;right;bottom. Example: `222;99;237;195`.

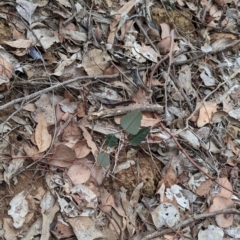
135;19;159;53
159;121;240;198
63;0;77;25
98;206;123;240
0;69;147;111
180;67;240;133
172;39;240;67
88;104;164;120
0;10;46;52
169;72;193;112
148;54;169;89
135;208;240;240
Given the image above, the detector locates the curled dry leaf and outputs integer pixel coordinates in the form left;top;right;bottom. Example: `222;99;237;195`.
134;42;159;63
4;39;33;48
160;23;171;39
157;36;171;55
163;166;178;188
80;125;99;159
35;113;52;153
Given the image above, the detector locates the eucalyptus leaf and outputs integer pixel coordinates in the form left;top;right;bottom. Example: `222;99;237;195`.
105;134;118;147
97;152;110;167
120;110;142;135
129;127;150;146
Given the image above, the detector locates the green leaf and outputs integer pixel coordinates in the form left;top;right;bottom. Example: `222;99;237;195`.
129;127;150;146
120;110;142;135
105;134;118;147
97;152;110;167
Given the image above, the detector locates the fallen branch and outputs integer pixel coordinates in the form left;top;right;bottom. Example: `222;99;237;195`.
88;104;164;120
172;39;240;66
134;208;240;240
0;69;146;111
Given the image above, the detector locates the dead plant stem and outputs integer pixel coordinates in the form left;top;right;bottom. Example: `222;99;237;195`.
137;208;240;240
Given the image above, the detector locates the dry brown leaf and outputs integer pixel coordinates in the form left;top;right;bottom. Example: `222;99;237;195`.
77;103;86;118
52;220;74;239
74;140;91;158
160;23;171;39
12;27;25;40
141;113;160;127
209;196;234;228
197;101;217;127
49;144;76;168
23;143;43;161
82;49;111;76
216;177;233;198
134;43;160;63
35;113;52;153
157;37;171;55
196;179;213;197
67;216;103;239
4;39;33;48
163;166;178;188
132;88;147;104
67;163;91;185
22;103;36;112
0;57;13;82
79;125;99;159
62;119;81;142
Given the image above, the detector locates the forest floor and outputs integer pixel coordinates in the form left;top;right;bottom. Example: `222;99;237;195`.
1;0;240;239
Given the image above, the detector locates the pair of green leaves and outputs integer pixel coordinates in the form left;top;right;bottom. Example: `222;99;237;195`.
97;110;150;167
106;110;150;147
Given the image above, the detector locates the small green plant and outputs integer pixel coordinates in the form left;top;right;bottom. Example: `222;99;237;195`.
107;110;150;147
97;110;150;167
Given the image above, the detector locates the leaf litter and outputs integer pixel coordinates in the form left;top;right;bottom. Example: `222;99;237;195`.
1;0;240;239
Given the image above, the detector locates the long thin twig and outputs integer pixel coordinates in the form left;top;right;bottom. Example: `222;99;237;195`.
169;72;193;112
134;208;240;240
172;39;240;67
88;104;164;120
0;69;146;111
148;54;169;89
135;19;159;53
